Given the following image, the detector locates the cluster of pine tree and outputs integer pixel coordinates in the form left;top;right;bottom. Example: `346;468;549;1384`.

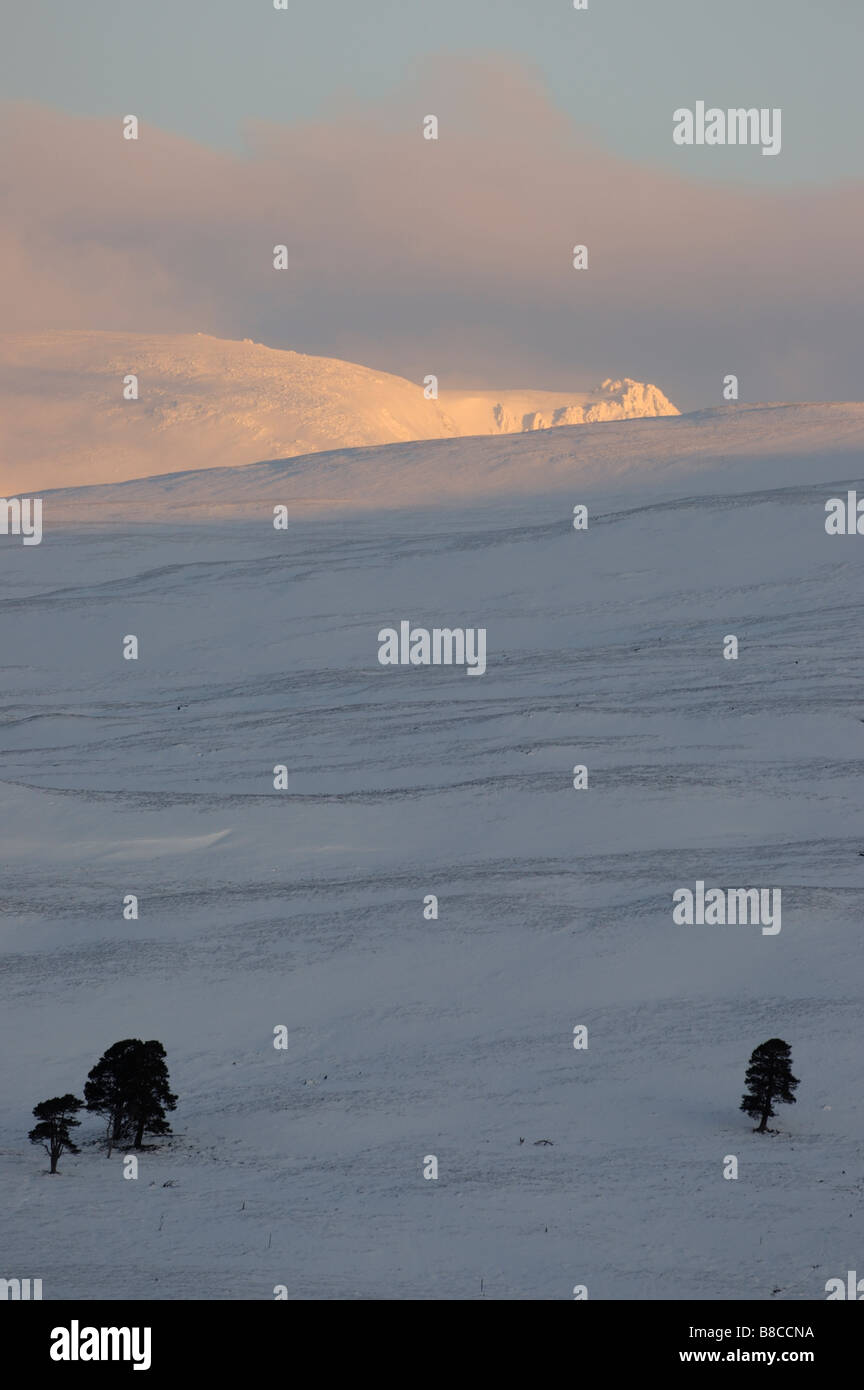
28;1039;177;1174
27;1037;796;1174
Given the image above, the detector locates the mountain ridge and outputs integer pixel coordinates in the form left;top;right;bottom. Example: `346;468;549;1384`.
0;329;678;493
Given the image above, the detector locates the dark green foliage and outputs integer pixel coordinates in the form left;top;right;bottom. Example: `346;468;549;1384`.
84;1038;141;1145
740;1038;799;1133
85;1039;178;1149
123;1040;178;1149
29;1094;83;1173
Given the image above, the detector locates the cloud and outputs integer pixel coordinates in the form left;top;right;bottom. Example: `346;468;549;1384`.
2;56;863;407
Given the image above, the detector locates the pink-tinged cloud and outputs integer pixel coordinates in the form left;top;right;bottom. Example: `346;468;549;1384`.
1;55;862;407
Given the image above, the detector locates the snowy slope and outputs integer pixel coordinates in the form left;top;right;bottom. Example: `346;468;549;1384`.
0;405;862;1300
0;330;677;494
29;400;864;523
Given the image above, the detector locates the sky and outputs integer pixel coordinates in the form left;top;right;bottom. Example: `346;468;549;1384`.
1;1;862;409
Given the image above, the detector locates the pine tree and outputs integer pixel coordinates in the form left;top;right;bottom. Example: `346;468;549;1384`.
84;1039;142;1146
740;1038;799;1133
28;1094;83;1174
124;1040;178;1149
85;1039;177;1151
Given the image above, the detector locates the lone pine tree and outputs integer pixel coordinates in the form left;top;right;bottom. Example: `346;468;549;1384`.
29;1094;83;1174
740;1038;799;1133
85;1039;177;1150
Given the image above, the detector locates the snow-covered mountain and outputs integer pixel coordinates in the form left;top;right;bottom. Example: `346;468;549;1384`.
441;380;678;435
0;330;678;494
1;403;861;1300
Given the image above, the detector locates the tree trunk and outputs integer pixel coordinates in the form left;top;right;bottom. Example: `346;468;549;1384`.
134;1119;145;1149
49;1146;59;1174
757;1109;769;1133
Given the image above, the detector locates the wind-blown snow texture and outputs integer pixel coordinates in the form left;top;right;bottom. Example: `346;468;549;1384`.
1;405;862;1300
